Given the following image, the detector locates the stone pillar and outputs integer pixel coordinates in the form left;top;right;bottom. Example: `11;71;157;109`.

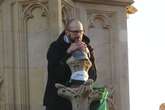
48;0;63;40
72;1;133;110
0;0;16;110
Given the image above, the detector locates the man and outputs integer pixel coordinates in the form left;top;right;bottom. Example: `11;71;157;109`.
160;103;165;110
43;19;97;110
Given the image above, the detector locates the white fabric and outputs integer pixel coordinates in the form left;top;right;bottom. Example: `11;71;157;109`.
64;35;70;44
70;70;89;81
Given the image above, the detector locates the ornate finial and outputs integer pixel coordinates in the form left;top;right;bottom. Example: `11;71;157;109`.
127;5;138;14
55;79;100;110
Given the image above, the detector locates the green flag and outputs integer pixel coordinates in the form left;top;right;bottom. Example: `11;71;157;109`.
92;85;110;110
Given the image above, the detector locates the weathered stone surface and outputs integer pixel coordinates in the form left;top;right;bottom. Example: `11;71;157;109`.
55;80;101;110
73;0;134;6
0;0;132;110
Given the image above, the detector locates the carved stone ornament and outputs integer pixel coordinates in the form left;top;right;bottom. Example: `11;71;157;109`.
20;0;48;21
55;79;101;110
61;0;74;26
62;6;72;26
126;5;137;14
87;12;112;29
55;79;115;110
73;0;134;6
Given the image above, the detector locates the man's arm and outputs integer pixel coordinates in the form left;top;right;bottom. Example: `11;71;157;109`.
47;42;71;84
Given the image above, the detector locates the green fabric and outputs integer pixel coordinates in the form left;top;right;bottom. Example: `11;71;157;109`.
93;85;111;110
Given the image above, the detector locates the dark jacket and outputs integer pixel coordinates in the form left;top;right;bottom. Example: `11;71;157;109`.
43;31;97;109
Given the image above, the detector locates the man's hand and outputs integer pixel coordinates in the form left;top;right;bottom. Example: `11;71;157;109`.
67;41;87;54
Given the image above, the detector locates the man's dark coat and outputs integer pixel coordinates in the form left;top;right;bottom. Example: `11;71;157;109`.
43;31;97;110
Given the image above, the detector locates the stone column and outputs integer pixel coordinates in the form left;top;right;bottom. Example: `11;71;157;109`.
0;0;16;110
48;0;63;40
73;0;133;110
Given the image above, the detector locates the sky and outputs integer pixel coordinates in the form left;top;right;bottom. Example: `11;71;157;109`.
128;0;165;110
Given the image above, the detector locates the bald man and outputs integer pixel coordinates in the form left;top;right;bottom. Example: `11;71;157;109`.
160;103;165;110
43;19;97;110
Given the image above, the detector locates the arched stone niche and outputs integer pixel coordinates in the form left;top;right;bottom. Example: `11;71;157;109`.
5;1;50;110
87;13;113;87
61;0;74;29
23;1;49;110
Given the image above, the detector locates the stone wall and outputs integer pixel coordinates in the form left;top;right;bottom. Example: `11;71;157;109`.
0;0;133;110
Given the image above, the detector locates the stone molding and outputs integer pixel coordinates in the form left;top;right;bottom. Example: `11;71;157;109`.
7;0;49;110
73;0;134;6
87;10;113;29
83;6;129;110
61;0;74;26
126;5;137;14
85;9;115;110
19;0;48;21
55;80;102;110
62;0;74;6
0;1;16;109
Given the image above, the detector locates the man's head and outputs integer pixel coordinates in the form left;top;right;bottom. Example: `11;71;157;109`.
65;19;84;43
160;103;165;110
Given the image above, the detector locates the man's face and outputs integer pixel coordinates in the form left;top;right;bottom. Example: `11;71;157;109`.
66;21;84;43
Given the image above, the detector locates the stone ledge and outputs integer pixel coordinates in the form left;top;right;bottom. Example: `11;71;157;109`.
73;0;134;6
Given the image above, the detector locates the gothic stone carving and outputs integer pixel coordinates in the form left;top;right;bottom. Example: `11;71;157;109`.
87;10;112;29
86;10;115;110
73;0;133;6
55;79;101;110
21;0;48;21
7;0;49;110
56;79;114;110
127;5;137;14
61;0;74;26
